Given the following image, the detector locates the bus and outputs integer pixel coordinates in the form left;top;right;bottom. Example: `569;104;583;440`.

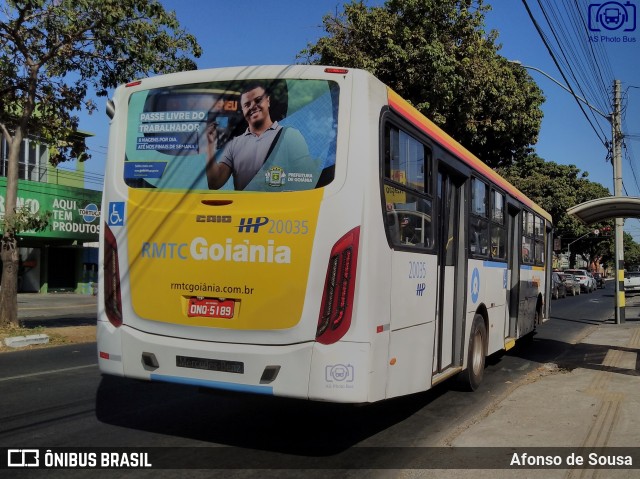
97;65;552;403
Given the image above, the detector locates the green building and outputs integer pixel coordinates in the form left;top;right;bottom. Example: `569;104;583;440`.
0;134;101;294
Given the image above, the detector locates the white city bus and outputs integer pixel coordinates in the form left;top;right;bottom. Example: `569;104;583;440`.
97;65;552;402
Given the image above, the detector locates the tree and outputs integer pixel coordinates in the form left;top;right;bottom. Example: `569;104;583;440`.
497;155;615;268
623;232;640;270
0;0;201;326
299;0;545;167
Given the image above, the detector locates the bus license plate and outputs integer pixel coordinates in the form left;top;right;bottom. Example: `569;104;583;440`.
187;298;235;319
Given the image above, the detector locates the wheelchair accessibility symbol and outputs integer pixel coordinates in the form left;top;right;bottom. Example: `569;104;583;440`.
107;202;125;226
471;268;480;304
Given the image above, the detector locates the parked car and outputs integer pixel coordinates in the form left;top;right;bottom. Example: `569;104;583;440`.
551;272;567;299
624;271;640;294
561;272;580;296
592;272;605;289
564;269;594;293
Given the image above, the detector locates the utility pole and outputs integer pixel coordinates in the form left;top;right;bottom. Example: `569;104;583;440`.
511;61;625;324
612;79;625;324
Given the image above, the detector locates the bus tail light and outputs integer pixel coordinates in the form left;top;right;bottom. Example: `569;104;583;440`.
316;227;360;344
325;67;349;75
103;223;123;327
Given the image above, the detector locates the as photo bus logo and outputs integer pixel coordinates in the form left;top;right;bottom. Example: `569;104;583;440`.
589;1;637;43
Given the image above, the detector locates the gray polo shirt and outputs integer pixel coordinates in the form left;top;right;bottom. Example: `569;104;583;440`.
219;122;281;190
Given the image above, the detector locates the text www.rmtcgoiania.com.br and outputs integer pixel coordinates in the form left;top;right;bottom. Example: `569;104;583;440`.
170;282;254;295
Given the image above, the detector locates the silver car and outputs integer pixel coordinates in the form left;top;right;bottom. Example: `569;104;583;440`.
564;269;593;293
560;273;580;296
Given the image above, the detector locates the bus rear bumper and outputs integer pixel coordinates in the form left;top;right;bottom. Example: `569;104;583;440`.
308;341;371;402
97;322;371;402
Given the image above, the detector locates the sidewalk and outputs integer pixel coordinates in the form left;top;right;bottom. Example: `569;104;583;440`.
17;292;97;326
435;292;640;477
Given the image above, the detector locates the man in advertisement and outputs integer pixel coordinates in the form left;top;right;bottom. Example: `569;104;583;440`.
205;81;317;191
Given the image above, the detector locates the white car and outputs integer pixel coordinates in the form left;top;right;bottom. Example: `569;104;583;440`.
624;271;640;294
564;269;594;293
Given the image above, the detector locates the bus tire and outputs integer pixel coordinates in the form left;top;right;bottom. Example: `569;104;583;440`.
458;314;486;391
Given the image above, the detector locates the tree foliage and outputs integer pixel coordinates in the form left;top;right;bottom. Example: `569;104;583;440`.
2;206;51;234
0;0;201;165
299;0;545;168
0;0;201;326
624;232;640;269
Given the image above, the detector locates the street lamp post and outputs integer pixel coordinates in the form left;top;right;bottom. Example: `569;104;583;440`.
509;61;624;323
509;62;610;119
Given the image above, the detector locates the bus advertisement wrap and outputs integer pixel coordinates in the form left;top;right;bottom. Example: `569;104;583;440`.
122;79;338;192
126;188;323;330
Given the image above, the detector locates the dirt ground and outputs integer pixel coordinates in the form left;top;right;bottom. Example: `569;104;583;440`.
0;325;96;353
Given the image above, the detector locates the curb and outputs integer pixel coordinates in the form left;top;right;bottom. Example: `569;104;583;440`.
4;334;50;348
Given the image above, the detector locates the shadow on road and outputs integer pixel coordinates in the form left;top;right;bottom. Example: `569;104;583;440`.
505;319;640;378
95;375;450;454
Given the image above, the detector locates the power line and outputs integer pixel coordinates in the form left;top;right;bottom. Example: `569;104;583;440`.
522;0;610;148
55;164;104;184
0;163;104;190
620;84;640;192
535;0;612;139
544;0;611;114
571;0;614;104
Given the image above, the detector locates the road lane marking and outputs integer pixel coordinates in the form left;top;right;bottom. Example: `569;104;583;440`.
0;364;96;382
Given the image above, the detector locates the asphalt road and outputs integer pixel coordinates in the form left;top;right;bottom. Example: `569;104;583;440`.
0;286;617;478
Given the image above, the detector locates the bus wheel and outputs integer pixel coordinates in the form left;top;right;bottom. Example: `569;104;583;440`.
458;314;486;391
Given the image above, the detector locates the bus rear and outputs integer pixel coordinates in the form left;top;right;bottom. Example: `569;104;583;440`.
97;66;382;402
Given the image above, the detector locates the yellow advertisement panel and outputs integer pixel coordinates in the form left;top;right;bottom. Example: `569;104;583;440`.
127;188;323;329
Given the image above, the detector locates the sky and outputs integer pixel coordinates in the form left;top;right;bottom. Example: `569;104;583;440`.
76;0;640;237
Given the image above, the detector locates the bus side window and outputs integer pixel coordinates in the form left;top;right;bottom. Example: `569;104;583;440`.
382;122;433;250
522;211;534;264
491;228;506;259
384;192;432;248
522;237;533;263
490;189;506;260
470;178;489;256
386;203;401;244
470;217;489;255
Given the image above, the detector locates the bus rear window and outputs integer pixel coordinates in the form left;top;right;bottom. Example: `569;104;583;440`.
124;79;338;192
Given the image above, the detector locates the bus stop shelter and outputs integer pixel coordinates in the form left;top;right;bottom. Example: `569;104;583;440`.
567;196;640;324
566;197;640;224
